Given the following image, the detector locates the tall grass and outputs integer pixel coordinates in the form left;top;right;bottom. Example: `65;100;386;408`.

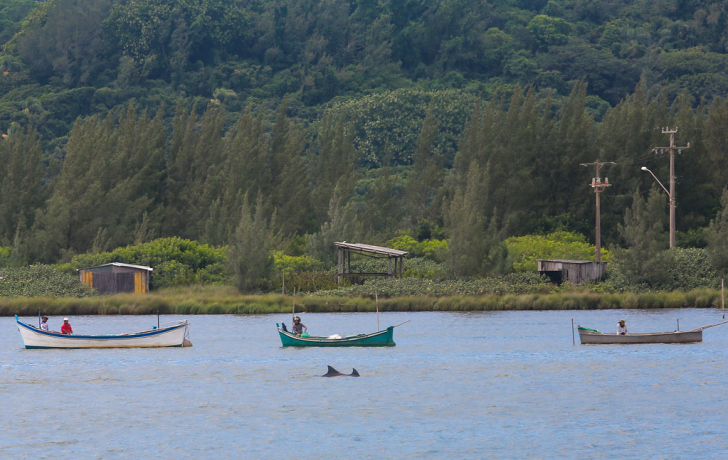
1;286;724;316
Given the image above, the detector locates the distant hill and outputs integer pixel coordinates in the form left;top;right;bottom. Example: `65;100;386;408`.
1;0;727;149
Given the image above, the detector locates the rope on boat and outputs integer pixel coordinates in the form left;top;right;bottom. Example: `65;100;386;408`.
700;319;728;330
392;320;411;328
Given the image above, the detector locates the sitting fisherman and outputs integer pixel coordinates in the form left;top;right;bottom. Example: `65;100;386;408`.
40;316;49;331
292;316;307;337
617;319;628;335
61;317;73;335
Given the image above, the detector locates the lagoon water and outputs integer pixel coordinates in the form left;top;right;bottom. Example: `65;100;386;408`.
2;309;728;459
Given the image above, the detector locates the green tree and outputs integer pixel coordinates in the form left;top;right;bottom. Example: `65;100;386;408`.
614;187;668;282
0;124;44;246
445;160;487;276
705;188;728;276
227;193;276;292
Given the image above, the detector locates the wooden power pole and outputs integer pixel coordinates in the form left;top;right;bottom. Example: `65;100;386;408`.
580;160;615;263
652;128;690;248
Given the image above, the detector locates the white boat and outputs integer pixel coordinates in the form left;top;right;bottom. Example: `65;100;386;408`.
15;315;191;349
578;319;728;345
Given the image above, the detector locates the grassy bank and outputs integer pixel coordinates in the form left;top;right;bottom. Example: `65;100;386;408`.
2;286;724;316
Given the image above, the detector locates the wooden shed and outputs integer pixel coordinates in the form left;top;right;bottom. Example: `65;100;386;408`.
334;242;408;284
77;263;153;294
537;259;607;285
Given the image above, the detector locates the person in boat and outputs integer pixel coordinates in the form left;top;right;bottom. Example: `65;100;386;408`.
617;319;628;335
292;316;307;337
40;316;49;331
61;317;73;335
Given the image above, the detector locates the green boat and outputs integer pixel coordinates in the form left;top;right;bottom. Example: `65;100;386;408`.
276;324;397;347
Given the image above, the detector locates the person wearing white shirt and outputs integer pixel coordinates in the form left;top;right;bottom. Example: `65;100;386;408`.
617;319;628;335
40;316;49;331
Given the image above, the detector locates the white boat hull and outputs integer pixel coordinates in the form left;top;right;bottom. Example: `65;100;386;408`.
16;317;189;349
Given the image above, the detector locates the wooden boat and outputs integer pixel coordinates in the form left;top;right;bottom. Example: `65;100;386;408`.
15;315;191;349
277;323;397;347
577;320;728;344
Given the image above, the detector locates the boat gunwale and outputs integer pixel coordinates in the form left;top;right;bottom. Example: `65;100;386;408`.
277;326;392;343
16;317;187;340
577;326;702;338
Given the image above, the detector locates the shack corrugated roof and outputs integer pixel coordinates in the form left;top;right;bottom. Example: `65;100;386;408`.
538;259;603;264
334;242;408;257
76;262;154;272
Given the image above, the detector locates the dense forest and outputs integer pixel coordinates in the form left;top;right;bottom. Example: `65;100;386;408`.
2;0;728;293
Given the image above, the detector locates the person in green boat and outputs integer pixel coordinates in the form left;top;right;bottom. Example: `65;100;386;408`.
292;316;307;336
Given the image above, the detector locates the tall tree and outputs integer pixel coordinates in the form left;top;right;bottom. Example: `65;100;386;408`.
227;193;276;292
0;124;44;246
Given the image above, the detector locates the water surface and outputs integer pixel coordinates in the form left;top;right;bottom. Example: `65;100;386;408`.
2;309;728;458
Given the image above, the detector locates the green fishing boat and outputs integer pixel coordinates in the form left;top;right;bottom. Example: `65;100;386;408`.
276;324;397;347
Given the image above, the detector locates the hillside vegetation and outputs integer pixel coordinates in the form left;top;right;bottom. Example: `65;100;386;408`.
2;0;728;298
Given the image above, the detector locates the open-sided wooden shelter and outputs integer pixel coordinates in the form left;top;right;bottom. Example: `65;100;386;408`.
334;242;408;284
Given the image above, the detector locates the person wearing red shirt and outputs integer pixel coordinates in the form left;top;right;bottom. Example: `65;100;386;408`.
61;318;73;335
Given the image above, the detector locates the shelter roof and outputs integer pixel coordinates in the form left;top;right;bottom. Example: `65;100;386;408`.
334;242;408;257
538;259;605;264
76;262;154;272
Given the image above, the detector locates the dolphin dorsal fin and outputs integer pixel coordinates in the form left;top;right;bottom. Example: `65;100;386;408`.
350;368;360;377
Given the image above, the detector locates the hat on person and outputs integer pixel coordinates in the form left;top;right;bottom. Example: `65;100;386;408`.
619;319;626;323
63;317;69;321
42;316;48;320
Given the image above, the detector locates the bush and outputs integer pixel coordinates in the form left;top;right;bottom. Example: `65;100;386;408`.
0;264;95;298
312;272;549;298
384;235;448;261
65;237;227;289
506;231;609;272
604;247;719;292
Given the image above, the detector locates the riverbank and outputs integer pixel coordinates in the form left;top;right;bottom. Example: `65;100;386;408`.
1;286;723;316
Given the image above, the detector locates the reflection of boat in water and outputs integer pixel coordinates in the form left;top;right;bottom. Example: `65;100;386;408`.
277;324;397;347
578;320;728;344
15;315;191;349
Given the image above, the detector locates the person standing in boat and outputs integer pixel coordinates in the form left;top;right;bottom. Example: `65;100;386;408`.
617;319;628;335
61;318;73;335
292;316;307;337
40;316;49;331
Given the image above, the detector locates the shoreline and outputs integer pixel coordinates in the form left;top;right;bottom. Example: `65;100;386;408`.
1;288;723;316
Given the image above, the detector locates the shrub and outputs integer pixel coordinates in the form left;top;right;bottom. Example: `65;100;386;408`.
384;235;448;261
64;237;227;289
0;264;95;298
505;231;609;272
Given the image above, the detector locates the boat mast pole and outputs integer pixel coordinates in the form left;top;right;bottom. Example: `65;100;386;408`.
292;287;296;321
38;309;41;328
572;319;575;346
375;290;379;331
722;278;725;319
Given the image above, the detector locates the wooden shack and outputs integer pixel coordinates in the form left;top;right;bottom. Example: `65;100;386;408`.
537;259;607;285
334;242;408;284
77;263;153;294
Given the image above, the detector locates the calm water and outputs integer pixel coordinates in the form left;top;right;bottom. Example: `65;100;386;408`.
2;309;728;459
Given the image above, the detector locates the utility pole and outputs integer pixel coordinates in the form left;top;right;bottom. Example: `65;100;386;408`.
580;160;615;263
651;128;690;248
